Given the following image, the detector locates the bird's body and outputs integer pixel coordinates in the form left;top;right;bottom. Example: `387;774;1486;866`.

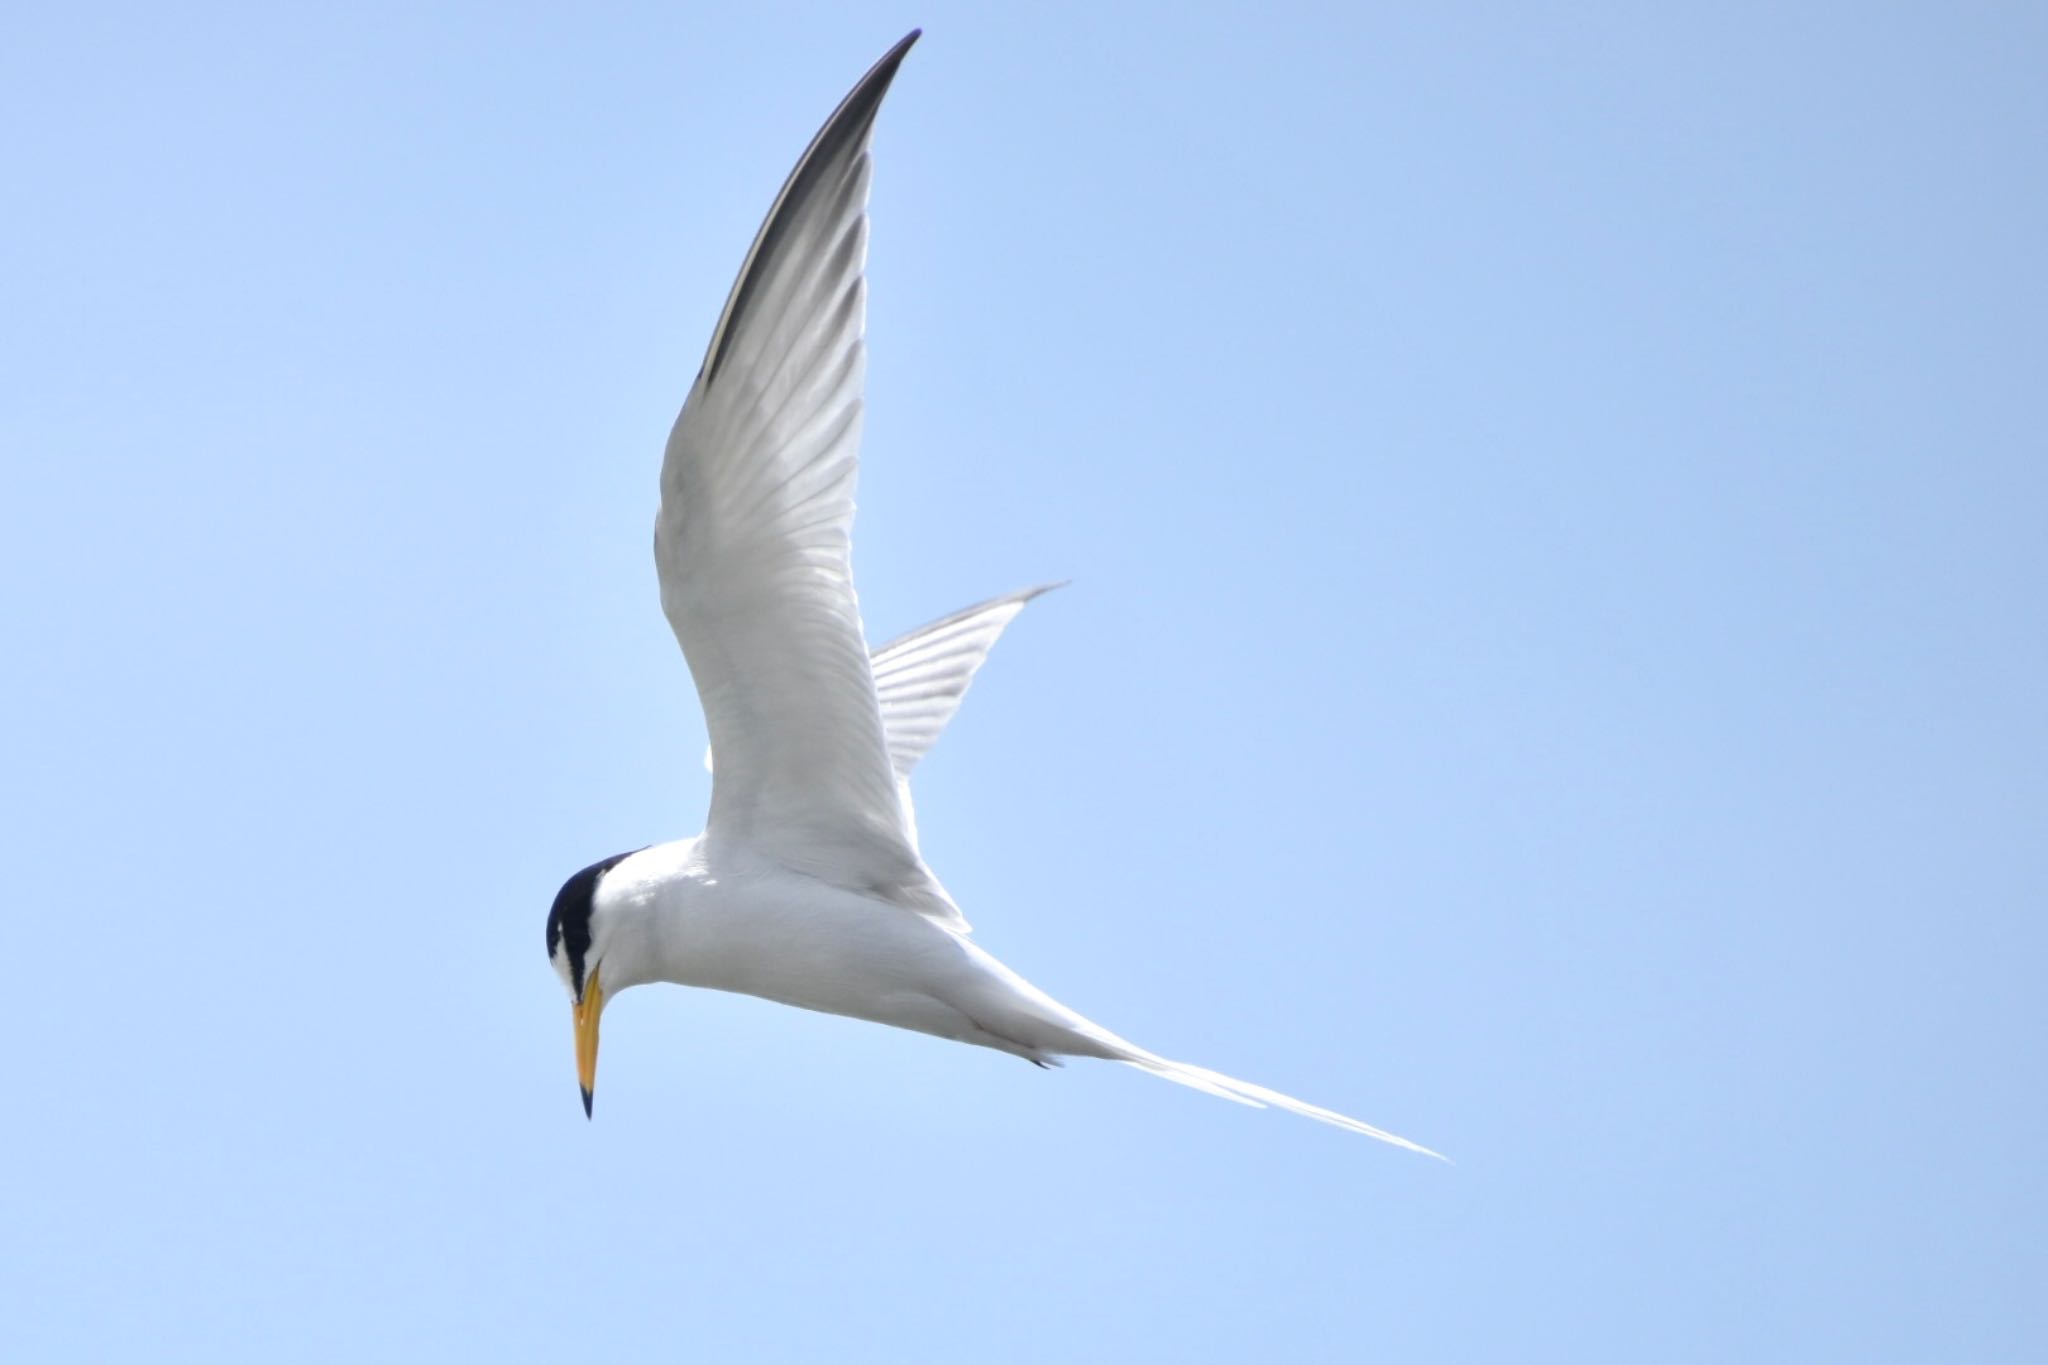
545;30;1438;1157
590;838;1116;1066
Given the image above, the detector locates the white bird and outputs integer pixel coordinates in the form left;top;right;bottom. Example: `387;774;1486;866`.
546;30;1437;1156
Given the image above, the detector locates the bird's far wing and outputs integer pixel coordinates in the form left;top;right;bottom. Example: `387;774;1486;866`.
870;584;1061;777
707;584;1060;780
657;32;957;923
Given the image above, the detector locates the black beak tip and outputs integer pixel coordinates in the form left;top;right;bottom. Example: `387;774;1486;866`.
580;1086;594;1120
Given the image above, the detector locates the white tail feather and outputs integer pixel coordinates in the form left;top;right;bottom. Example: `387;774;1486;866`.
1119;1055;1445;1159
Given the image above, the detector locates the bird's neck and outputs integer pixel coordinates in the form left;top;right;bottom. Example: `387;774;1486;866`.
590;837;721;992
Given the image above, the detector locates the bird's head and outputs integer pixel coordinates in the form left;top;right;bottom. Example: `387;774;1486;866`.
545;851;638;1118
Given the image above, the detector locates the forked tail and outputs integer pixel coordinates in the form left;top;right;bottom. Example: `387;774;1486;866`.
983;966;1443;1157
1119;1051;1445;1159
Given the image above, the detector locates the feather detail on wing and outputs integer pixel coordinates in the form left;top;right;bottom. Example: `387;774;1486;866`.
870;584;1062;777
710;583;1058;775
654;32;964;926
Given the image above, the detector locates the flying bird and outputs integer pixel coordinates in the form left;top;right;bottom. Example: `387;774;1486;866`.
545;30;1437;1156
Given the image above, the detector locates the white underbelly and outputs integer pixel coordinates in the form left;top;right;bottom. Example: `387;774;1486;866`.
647;868;1111;1059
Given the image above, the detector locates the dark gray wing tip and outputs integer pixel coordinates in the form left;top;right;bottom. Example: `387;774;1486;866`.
701;30;923;386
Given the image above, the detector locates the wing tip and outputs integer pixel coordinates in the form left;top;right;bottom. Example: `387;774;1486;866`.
861;30;922;102
701;29;924;385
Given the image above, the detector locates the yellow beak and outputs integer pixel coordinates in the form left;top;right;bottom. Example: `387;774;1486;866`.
573;966;605;1118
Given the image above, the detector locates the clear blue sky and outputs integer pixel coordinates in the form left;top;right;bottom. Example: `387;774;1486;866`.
4;3;2042;1360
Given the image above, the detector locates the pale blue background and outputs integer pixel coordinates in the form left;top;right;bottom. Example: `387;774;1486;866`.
4;3;2042;1361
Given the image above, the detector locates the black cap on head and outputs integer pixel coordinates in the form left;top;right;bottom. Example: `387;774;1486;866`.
546;851;637;998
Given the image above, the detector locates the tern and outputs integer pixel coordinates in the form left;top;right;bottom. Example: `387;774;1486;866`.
545;30;1437;1156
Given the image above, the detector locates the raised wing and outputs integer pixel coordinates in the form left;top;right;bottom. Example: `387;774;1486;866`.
655;32;958;923
870;584;1061;776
